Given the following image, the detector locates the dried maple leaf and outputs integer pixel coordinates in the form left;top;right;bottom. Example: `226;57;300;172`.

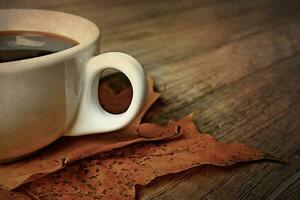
98;72;133;114
0;77;163;190
12;114;282;200
0;189;30;200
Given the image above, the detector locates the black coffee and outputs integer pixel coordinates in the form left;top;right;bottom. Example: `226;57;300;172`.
0;31;78;63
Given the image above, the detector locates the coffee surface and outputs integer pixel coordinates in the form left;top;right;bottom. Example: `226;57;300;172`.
0;31;78;63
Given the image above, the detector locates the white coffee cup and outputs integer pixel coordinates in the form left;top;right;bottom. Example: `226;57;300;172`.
0;9;147;162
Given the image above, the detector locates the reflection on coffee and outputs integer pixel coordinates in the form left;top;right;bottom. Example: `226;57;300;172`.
0;31;78;63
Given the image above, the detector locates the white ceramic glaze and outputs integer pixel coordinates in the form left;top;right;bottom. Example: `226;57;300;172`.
0;9;147;162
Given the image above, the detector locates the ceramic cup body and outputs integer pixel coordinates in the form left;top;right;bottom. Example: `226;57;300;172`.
0;9;147;162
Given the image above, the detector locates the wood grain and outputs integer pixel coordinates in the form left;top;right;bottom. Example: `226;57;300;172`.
1;0;299;199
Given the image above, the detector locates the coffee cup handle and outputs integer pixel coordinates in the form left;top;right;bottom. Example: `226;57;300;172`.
66;52;147;136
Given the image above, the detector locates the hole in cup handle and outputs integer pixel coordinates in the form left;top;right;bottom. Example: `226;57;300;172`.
65;52;147;136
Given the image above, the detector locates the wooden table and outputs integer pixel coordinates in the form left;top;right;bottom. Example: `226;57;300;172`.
1;0;299;199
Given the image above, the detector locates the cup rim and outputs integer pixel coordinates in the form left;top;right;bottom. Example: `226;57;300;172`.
0;9;100;70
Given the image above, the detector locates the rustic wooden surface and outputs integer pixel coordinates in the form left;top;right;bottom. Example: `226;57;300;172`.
1;0;300;199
